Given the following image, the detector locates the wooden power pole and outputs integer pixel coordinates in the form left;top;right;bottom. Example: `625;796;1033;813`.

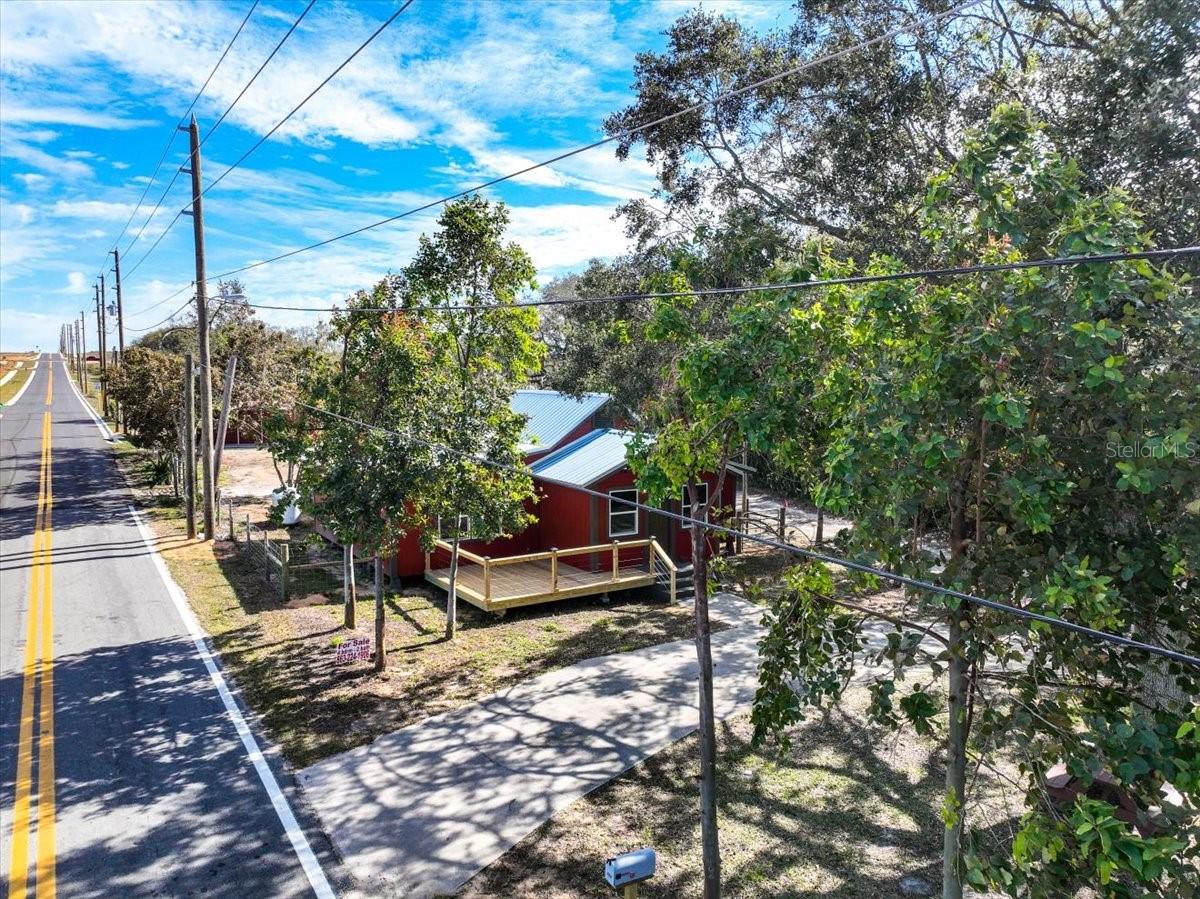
183;115;216;540
79;311;88;393
111;248;125;360
94;283;106;413
183;353;197;540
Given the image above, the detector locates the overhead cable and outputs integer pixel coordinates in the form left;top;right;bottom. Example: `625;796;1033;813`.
159;0;986;291
231;246;1200;314
123;0;411;289
101;0;260;271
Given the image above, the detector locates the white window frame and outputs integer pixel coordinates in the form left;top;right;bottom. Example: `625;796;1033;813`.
608;489;639;538
437;514;472;540
682;483;710;522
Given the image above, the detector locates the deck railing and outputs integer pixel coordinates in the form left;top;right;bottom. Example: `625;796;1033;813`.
425;536;676;604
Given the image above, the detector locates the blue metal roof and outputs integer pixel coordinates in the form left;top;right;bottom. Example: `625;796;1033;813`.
511;389;610;454
529;428;635;487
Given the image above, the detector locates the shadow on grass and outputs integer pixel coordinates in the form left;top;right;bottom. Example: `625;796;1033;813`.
206;542;709;769
463;703;1018;899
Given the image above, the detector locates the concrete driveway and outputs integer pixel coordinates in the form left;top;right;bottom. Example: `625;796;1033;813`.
296;594;765;898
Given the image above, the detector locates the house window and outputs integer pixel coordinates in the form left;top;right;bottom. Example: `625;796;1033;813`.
608;489;639;537
682;483;709;522
437;515;472;540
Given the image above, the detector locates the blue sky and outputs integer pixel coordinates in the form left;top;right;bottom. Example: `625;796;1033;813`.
0;0;789;351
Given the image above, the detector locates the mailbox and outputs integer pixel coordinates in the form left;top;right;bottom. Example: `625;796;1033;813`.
604;847;656;889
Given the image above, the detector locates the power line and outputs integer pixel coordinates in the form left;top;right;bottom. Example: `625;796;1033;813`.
122;0;411;289
159;0;985;292
98;0;260;273
231;246;1200;314
202;0;318;147
294;401;1200;670
125;296;195;333
199;0;413;199
129;283;196;319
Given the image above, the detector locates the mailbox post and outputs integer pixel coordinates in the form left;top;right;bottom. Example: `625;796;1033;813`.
604;847;656;898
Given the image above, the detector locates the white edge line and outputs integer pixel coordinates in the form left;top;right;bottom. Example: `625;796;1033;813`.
128;503;336;899
59;356;115;441
2;353;42;411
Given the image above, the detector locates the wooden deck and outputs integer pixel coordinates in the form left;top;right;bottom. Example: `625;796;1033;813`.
424;538;676;612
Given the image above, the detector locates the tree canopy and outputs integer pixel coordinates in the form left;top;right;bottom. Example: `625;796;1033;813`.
642;103;1200;896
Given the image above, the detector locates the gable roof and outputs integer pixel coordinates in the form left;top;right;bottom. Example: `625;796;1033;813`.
511;389;610;454
529;428;635;487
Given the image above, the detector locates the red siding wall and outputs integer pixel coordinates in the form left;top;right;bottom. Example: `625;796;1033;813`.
391;466;737;578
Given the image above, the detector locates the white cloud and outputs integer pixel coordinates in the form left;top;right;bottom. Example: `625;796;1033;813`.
111;161;130;170
50;199;138;220
310;153;332;164
507;203;629;272
13;173;49;189
1;104;155;130
0;141;93;179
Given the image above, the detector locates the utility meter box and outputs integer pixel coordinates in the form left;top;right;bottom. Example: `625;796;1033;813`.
604;848;656;889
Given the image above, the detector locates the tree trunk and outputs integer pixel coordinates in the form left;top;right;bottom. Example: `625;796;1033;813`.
690;484;721;899
373;554;386;672
344;543;357;629
943;605;967;899
445;535;460;641
942;489;971;899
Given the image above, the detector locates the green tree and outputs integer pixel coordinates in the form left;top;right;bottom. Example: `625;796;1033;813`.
606;1;1198;258
648;106;1199;896
286;277;440;670
108;346;184;483
402;195;542;640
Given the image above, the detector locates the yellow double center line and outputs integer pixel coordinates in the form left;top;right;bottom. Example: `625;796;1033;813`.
8;374;57;898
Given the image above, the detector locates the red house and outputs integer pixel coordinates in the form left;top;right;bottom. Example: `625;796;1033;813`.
392;389;734;613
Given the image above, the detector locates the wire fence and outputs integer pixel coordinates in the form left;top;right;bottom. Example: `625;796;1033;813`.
235;512;370;603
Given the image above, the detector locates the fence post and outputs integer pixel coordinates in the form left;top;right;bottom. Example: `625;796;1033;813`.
228;498;235;540
280;542;290;601
611;540;619;581
483;557;492;601
815;508;824;545
550;548;558;593
244;514;251;546
777;506;786;541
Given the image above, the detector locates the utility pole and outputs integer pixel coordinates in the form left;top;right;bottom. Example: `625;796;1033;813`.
111;249;125;360
183;115;216;540
94;283;106;414
79;311;88;394
183;353;197;540
99;273;107;374
76;316;84;388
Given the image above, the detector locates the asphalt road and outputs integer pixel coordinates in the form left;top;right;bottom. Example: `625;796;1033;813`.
1;355;338;898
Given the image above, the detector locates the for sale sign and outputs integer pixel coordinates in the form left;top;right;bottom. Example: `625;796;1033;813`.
335;635;372;664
